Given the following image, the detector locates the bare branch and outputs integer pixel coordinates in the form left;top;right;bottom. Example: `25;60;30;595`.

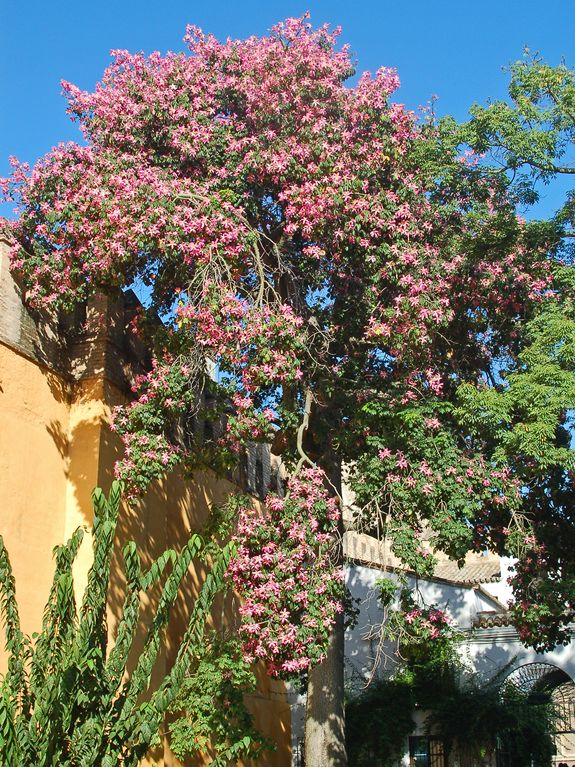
293;388;315;477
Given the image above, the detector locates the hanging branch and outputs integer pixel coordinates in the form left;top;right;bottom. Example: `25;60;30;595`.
293;388;315;478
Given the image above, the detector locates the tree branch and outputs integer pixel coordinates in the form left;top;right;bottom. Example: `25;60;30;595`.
293;389;315;477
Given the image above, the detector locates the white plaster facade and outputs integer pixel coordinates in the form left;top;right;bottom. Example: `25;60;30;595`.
343;556;575;767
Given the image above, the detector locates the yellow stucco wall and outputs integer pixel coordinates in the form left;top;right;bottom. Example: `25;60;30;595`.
0;340;71;642
0;304;291;767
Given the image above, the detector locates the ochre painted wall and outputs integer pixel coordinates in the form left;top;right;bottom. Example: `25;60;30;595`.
0;340;71;643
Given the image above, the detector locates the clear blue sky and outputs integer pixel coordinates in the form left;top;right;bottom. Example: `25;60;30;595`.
1;0;574;218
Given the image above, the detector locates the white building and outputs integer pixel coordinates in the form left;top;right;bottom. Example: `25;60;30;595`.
341;530;575;767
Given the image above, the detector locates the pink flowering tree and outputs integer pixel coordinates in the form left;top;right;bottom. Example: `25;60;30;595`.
227;467;342;677
2;17;574;767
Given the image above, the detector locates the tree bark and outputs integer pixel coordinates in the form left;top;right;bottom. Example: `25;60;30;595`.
304;610;347;767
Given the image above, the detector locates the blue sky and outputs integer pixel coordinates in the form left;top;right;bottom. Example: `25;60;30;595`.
1;0;574;218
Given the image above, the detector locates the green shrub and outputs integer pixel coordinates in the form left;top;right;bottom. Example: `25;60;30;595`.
0;482;233;766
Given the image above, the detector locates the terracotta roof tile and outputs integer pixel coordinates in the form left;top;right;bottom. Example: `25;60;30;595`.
472;611;513;628
344;531;501;585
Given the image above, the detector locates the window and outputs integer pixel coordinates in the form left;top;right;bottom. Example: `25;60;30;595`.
409;736;445;767
254;455;264;498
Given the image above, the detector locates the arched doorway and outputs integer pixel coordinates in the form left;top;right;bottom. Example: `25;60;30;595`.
497;663;575;767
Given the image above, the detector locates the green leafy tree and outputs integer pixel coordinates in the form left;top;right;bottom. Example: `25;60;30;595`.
429;670;556;767
345;679;414;767
168;636;270;766
460;53;575;233
448;54;575;647
0;482;243;766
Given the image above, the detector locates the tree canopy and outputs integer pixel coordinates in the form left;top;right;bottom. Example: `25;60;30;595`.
2;16;574;680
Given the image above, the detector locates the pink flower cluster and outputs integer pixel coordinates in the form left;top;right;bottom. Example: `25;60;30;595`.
111;355;198;494
373;443;519;519
2;15;552;393
1;14;422;315
227;467;342;676
177;285;305;393
403;605;451;640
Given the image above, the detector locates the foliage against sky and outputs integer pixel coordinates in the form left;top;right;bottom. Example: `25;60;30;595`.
2;0;574;216
2;15;575;667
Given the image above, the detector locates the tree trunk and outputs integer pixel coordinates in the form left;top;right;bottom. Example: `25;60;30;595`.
304;610;347;767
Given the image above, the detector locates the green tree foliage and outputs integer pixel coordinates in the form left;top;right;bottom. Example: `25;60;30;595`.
168;636;270;766
345;679;414;767
442;54;575;648
0;482;238;766
461;53;575;232
429;670;556;767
